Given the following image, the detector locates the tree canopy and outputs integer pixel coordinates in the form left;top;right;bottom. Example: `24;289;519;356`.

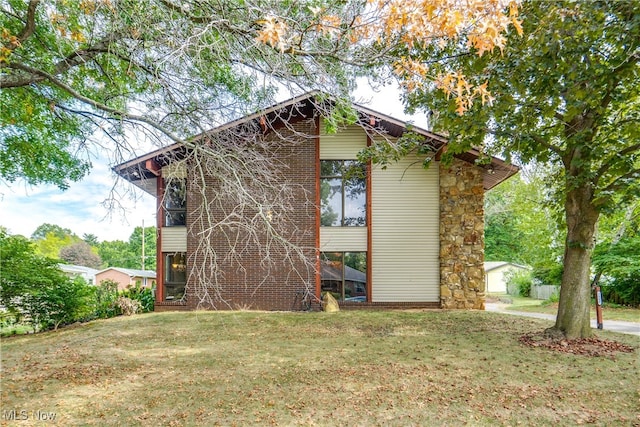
1;0;517;189
402;0;639;338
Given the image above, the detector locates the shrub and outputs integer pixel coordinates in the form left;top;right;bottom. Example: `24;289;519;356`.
532;263;564;287
505;269;534;297
94;280;120;318
44;276;95;330
0;231;96;331
116;297;142;316
120;283;155;312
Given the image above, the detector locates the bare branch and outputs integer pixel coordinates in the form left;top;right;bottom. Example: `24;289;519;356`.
6;62;184;144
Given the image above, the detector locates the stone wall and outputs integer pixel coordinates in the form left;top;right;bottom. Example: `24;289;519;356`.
439;159;485;309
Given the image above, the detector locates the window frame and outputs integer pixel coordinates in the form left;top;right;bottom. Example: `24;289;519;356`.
320;160;366;227
164;252;186;301
320;251;367;302
163;177;186;227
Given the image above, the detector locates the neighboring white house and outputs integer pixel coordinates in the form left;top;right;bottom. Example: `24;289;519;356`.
58;264;99;285
484;262;528;293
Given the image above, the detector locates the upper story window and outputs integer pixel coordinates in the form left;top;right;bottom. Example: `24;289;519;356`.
320;160;366;226
164;178;186;226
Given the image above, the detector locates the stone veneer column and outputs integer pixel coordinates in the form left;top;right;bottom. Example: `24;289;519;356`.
439;159;485;309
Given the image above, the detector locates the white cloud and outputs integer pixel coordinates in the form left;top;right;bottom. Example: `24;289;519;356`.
0;164;155;242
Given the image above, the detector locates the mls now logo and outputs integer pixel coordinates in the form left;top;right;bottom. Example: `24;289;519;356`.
3;409;57;421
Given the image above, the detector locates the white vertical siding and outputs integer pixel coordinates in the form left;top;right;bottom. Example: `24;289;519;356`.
320;227;367;252
319;119;367;159
371;156;440;302
161;226;187;252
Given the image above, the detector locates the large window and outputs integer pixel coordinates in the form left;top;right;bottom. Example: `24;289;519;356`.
320;160;366;226
164;178;186;226
321;252;367;301
164;252;186;300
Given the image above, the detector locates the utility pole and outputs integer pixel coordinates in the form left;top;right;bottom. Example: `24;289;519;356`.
141;219;145;271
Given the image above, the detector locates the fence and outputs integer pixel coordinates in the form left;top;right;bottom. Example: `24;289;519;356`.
530;284;559;300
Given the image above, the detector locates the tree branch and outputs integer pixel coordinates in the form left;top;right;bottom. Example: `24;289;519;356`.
596;167;640;206
1;35;118;87
5;0;39;51
594;142;640;185
7;62;184;144
489;128;564;158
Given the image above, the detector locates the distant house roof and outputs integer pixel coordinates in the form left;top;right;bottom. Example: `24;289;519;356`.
96;267;156;279
321;262;366;284
484;262;528;273
58;264;100;276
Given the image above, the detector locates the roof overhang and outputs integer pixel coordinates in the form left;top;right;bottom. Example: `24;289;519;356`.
114;92;518;195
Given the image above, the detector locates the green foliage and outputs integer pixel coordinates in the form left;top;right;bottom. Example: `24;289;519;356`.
128;226;156;270
484;172;563;273
0;230;94;331
97;240;136;268
2;0;335;188
505;269;533;297
593;236;640;307
120;283;155;313
32;225;82;259
42;276;95;330
94;280;120;319
532;263;564;288
59;241;102;268
96;226;156;269
31;223;75;241
402;0;639;338
0;86;92;189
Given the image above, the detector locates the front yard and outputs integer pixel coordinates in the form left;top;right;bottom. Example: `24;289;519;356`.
1;310;638;426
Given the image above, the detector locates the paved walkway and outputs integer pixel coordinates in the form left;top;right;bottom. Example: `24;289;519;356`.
485;303;640;337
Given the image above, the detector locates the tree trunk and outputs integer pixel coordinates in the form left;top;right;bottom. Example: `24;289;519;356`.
552;184;599;339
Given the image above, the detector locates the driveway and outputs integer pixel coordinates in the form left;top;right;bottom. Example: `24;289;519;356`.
485;303;640;337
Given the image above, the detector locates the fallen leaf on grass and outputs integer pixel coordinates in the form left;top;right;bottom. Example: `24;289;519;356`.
519;333;635;358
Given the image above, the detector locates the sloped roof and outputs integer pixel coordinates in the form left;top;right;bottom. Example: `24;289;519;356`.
484;262;528;273
96;267;156;279
114;92;518;193
58;263;100;275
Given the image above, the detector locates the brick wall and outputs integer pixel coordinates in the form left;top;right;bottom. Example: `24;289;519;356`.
184;118;317;310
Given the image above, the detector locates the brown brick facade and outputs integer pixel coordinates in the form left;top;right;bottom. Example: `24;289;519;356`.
184;118;318;310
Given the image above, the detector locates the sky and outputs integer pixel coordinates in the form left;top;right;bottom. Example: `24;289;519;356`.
0;83;429;243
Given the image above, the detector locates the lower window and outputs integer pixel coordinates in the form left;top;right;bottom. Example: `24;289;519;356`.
164;252;186;300
320;252;367;301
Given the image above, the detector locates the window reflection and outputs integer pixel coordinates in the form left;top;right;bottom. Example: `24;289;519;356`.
164;252;186;300
164;178;186;226
320;252;367;301
320;160;366;226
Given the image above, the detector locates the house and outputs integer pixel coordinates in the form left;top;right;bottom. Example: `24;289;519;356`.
94;267;156;292
484;262;528;294
114;92;518;311
58;264;99;285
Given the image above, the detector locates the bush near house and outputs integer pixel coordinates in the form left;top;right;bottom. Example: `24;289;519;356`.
119;282;155;312
0;231;95;332
93;280;120;319
1;231;157;335
505;269;534;297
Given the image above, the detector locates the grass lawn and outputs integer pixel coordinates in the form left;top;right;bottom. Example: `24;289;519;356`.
1;310;638;426
499;296;640;323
